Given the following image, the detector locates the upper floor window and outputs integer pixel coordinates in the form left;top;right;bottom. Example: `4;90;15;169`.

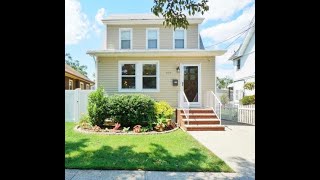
119;28;132;49
174;29;186;49
146;28;159;49
237;59;241;70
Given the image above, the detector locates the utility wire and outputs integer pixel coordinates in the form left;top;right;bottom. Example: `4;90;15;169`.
205;24;255;48
225;29;247;49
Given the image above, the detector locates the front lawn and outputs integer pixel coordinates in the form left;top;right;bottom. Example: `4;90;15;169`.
65;122;233;172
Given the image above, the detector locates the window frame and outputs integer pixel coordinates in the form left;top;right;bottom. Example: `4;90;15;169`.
237;59;241;70
118;61;160;92
146;28;159;49
68;79;73;90
119;28;133;50
173;28;187;49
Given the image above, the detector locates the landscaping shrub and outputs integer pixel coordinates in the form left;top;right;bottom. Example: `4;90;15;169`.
154;101;174;119
87;88;109;126
107;94;156;127
240;95;255;105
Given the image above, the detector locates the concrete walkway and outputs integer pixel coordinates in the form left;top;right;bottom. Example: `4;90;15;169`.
188;120;255;179
65;120;255;180
66;169;243;180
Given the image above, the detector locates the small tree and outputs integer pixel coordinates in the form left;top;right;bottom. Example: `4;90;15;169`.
220;94;229;106
87;88;109;126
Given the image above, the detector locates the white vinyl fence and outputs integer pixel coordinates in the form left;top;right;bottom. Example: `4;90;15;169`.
238;104;255;125
65;89;94;122
222;103;255;125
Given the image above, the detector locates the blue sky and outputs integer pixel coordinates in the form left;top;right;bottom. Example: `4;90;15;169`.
65;0;255;80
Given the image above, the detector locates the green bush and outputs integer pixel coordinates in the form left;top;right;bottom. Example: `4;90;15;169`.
108;94;156;127
87;88;109;126
154;101;174;119
240;95;255;105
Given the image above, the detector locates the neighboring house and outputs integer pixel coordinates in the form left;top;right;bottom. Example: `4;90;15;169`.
228;16;255;104
87;14;226;108
65;63;95;90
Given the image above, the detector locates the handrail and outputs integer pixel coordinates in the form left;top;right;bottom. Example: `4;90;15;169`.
180;91;190;125
207;91;222;125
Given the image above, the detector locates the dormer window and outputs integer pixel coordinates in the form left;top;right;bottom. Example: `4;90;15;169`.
146;28;159;49
174;29;186;49
119;28;132;49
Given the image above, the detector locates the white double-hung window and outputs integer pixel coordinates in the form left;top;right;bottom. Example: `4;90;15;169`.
146;28;159;49
119;61;159;92
119;28;132;49
174;29;186;49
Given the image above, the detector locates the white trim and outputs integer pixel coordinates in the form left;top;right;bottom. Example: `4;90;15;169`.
180;63;202;107
118;60;160;92
173;28;187;49
80;82;84;90
105;24;107;49
119;28;133;50
198;24;200;49
102;19;204;25
146;28;160;49
68;79;73;90
87;49;226;57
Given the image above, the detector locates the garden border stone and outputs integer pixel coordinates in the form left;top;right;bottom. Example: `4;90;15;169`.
74;125;180;135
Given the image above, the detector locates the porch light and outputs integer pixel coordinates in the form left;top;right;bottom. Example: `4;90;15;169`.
176;66;180;73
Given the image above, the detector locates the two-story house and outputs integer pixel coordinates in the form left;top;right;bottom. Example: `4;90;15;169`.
87;13;226;109
228;16;255;104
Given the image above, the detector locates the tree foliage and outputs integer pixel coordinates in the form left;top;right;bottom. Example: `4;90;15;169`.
151;0;209;29
244;82;255;90
65;53;88;77
217;77;233;89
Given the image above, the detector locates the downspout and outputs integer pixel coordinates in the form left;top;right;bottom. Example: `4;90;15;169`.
90;55;97;90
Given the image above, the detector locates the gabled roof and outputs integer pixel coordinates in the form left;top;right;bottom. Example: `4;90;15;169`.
229;15;255;61
65;63;94;84
102;13;204;25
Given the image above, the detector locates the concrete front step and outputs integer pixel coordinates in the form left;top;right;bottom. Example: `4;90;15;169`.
185;124;225;131
183;118;220;125
181;113;217;119
180;109;214;113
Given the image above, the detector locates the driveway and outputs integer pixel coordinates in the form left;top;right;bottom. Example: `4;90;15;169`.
188;120;255;179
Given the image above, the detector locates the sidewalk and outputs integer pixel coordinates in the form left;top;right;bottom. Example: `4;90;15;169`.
65;169;247;180
188;120;255;179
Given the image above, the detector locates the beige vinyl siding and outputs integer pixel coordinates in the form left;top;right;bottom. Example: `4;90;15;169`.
106;24;198;50
186;24;198;49
97;56;215;108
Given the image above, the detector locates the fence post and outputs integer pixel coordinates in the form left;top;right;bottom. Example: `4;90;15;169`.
74;88;80;122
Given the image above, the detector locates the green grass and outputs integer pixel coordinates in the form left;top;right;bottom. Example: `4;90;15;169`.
65;122;233;172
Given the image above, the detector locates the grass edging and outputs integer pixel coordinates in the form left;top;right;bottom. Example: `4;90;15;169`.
74;125;180;135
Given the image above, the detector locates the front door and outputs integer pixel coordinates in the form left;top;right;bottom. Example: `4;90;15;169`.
180;64;201;107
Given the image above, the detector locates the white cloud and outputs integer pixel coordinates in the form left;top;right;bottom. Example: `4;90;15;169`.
65;0;90;45
203;0;253;22
216;43;241;79
95;8;105;25
201;5;255;44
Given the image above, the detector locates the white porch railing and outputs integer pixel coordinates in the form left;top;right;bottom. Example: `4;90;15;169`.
179;91;190;125
207;91;222;124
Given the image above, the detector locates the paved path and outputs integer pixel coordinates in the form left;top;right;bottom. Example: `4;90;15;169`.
188;120;255;179
66;169;244;180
